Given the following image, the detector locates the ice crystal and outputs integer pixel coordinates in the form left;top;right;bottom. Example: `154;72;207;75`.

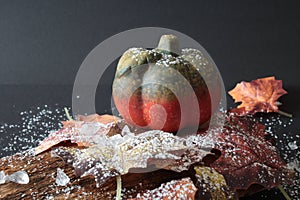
55;168;70;186
0;171;5;184
1;170;30;184
288;141;298;150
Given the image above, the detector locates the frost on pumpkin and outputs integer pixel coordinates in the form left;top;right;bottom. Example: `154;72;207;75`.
53;126;211;187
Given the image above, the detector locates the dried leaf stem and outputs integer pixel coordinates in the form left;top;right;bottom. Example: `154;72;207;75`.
64;107;73;121
116;175;122;200
278;110;293;118
278;185;291;200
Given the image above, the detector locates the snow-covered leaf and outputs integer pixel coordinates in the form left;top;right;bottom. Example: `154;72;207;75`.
53;126;211;187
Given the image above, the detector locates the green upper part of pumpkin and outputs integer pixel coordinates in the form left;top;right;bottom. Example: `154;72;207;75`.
113;35;211;100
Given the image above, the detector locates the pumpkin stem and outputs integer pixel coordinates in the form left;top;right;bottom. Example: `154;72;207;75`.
157;34;180;55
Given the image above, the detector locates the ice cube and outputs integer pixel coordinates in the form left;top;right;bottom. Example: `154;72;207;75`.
288;141;298;150
121;125;131;136
0;171;6;184
5;171;29;184
287;159;300;172
55;168;70;186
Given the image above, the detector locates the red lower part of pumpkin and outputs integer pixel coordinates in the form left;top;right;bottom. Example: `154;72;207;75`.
113;91;211;132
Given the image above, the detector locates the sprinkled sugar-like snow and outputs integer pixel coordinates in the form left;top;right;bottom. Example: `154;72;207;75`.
0;105;67;157
254;113;299;199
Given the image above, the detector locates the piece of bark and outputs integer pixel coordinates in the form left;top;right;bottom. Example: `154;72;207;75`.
0;151;195;199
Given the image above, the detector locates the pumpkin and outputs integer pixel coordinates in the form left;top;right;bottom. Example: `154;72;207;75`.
112;34;217;132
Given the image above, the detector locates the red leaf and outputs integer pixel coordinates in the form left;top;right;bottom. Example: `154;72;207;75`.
208;113;294;196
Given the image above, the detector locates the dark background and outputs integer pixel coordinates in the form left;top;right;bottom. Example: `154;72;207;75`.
0;1;299;199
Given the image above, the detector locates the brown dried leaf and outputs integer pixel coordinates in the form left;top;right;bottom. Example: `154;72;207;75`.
228;76;287;114
131;177;197;200
35;114;121;154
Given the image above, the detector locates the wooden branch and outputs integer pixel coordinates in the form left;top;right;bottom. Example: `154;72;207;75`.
0;151;193;199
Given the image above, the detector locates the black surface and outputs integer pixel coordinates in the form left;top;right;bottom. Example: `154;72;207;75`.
0;1;299;199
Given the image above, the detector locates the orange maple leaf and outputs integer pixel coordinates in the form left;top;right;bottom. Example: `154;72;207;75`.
228;76;289;115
